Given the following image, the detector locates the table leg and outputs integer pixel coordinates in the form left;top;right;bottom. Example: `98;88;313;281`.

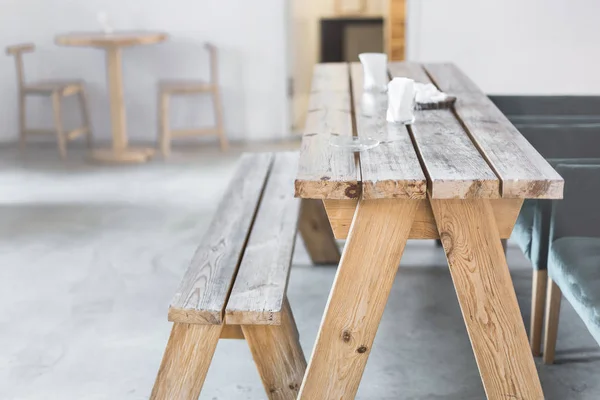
298;199;340;265
430;198;544;399
90;46;154;163
298;198;418;399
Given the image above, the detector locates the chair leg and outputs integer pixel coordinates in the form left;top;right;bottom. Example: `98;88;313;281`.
159;92;171;158
52;92;67;160
78;88;93;149
212;88;228;151
151;323;223;400
242;299;306;400
19;92;26;153
530;269;547;356
543;278;562;364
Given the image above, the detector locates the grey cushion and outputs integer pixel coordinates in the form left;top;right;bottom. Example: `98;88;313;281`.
549;237;600;346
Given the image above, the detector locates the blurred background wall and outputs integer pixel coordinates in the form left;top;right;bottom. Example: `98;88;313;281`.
291;0;600;130
0;0;290;143
407;0;600;95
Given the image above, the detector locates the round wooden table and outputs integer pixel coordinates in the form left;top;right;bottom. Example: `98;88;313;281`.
56;31;168;163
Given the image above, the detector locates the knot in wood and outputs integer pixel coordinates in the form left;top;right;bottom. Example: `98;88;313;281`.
356;346;368;354
342;330;352;343
289;383;299;391
345;184;359;198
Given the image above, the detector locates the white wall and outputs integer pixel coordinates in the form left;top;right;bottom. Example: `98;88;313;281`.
0;0;289;143
407;0;600;95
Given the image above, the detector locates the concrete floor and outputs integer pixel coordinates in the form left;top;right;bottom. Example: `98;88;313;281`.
1;145;599;400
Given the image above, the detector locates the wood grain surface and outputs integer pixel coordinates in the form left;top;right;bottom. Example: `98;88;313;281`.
295;63;360;199
150;323;223;400
243;300;307;400
350;62;427;199
425;63;564;199
430;198;544;399
169;153;273;324
389;62;499;199
226;152;300;325
298;199;418;399
323;198;523;240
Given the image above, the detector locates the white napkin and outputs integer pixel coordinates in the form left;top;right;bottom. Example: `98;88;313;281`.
415;82;448;104
386;77;415;124
359;53;388;92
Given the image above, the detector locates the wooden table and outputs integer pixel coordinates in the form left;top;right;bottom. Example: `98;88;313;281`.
56;31;168;163
295;62;564;399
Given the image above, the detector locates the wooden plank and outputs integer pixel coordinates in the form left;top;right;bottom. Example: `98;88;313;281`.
299;199;418;399
243;299;307;400
430;198;544;398
226;152;300;326
150;323;223;400
298;199;340;265
169;153;273;324
350;63;427;199
424;63;564;199
323;198;523;240
389;62;500;199
295;63;360;200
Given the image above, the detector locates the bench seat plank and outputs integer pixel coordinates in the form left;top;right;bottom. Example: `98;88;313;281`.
350;63;427;199
389;62;499;199
295;63;360;200
226;152;301;325
424;63;564;199
168;152;273;324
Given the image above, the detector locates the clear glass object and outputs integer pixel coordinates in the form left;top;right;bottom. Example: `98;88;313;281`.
358;53;388;92
329;135;380;152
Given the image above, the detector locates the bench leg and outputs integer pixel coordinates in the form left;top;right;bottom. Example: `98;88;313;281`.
298;199;340;265
151;323;222;400
243;299;306;400
430;199;543;399
299;199;417;399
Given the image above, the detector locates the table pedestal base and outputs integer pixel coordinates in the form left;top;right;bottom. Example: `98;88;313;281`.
90;148;155;164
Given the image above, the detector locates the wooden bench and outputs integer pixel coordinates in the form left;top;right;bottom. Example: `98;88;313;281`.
150;152;334;400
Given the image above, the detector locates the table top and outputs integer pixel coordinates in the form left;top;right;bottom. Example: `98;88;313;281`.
55;31;168;47
295;62;564;200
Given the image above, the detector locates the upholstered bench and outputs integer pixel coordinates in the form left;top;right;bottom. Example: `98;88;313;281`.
150;152;307;400
542;164;600;364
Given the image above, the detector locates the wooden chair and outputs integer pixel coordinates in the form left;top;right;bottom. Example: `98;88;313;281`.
158;43;228;156
152;152;313;400
6;43;93;159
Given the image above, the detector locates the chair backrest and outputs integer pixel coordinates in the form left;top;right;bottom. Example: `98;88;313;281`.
551;164;600;241
5;43;35;89
204;43;218;85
